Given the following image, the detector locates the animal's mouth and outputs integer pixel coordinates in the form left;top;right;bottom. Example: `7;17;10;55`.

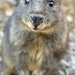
33;25;39;30
33;27;38;30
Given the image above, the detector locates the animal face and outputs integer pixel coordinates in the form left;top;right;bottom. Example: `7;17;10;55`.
16;0;61;33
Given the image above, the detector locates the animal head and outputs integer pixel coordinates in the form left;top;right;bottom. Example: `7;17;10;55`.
15;0;62;33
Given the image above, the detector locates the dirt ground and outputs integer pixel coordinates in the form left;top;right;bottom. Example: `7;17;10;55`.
62;0;75;29
0;0;75;75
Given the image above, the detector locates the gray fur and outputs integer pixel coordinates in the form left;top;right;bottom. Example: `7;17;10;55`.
2;0;68;75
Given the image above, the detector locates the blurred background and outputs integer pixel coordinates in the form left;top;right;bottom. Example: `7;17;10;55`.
0;0;75;75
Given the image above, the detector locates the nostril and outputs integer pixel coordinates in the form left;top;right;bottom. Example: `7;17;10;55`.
39;18;43;24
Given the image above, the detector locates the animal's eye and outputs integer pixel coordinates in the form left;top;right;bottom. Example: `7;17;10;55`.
48;1;54;7
25;0;30;4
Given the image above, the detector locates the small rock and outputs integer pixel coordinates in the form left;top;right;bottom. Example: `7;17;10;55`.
0;31;4;38
5;9;13;16
66;15;73;23
0;56;2;62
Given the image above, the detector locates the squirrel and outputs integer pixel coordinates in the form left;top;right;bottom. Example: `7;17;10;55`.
2;0;68;75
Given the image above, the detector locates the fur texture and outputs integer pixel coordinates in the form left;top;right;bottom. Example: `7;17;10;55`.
2;0;68;75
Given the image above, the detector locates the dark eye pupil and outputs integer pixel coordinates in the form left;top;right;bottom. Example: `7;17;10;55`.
48;1;54;7
25;0;30;4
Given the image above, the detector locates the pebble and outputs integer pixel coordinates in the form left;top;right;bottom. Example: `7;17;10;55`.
5;9;13;16
69;42;75;50
0;31;4;39
66;15;73;23
0;56;2;62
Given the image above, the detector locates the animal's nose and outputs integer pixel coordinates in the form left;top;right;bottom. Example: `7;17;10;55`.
30;14;43;27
